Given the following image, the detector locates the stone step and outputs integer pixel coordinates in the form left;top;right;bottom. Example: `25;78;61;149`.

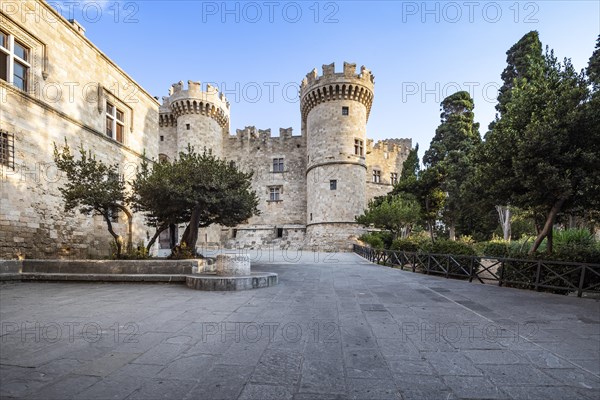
1;273;187;283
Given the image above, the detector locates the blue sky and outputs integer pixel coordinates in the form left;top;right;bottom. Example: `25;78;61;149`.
51;1;599;155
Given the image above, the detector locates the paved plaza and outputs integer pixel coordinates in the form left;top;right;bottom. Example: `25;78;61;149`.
0;252;599;399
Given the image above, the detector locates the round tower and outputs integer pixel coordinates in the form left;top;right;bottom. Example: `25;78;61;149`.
300;62;375;249
168;80;230;157
158;81;230;248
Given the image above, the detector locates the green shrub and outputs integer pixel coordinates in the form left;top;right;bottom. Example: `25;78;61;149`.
109;240;151;260
422;239;477;256
554;228;595;249
480;239;511;258
359;233;385;249
378;231;395;249
390;238;420;252
499;239;600;295
169;243;195;259
418;239;478;278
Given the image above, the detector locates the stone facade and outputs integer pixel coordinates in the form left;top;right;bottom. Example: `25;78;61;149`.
158;63;412;251
0;1;412;258
0;1;159;259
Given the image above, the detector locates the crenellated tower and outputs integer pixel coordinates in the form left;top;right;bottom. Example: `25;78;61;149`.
159;80;230;159
300;62;375;248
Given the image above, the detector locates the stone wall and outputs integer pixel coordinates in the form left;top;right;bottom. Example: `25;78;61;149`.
0;10;415;257
224;127;307;227
0;2;159;259
365;138;412;204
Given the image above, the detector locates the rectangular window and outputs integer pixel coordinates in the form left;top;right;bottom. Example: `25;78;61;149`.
269;187;281;201
354;139;364;156
391;172;398;185
13;40;28;61
1;131;14;169
160;135;164;142
372;170;381;183
276;228;283;238
330;179;337;190
106;102;125;143
0;31;30;91
13;61;27;90
105;115;113;138
272;158;284;173
116;123;124;143
0;52;7;82
342;106;349;115
186;124;191;130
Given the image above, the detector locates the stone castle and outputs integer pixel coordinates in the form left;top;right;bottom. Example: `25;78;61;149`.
157;64;411;251
0;1;411;258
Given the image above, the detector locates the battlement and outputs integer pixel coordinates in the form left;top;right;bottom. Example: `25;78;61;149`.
300;62;375;123
161;80;230;130
367;138;412;155
229;126;303;142
300;62;375;89
167;80;230;109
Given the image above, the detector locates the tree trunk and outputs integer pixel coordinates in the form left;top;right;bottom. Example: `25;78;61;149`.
102;212;122;258
146;223;168;253
180;207;201;254
496;205;511;241
116;205;133;254
567;214;576;229
529;198;566;255
427;220;435;243
448;225;456;241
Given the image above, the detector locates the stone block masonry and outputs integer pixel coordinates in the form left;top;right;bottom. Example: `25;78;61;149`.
1;1;159;259
1;1;412;257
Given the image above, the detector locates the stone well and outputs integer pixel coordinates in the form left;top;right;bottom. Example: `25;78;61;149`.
186;252;277;291
216;254;250;276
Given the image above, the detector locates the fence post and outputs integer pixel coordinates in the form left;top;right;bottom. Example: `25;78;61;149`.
445;255;450;279
468;256;474;283
534;260;541;291
412;253;416;272
577;265;586;298
426;255;431;275
499;260;505;287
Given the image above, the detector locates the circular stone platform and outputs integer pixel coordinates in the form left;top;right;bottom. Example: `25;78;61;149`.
185;272;278;291
216;254;251;276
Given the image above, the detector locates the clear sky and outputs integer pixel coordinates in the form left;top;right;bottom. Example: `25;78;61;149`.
51;0;599;155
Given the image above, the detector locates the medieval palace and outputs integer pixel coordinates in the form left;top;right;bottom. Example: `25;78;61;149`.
0;1;411;258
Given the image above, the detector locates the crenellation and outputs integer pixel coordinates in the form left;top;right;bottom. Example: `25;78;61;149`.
279;127;293;138
368;138;412;155
343;62;357;77
257;129;270;140
322;62;335;76
300;61;375;123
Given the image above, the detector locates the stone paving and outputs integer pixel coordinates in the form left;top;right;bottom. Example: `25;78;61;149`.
0;251;599;400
